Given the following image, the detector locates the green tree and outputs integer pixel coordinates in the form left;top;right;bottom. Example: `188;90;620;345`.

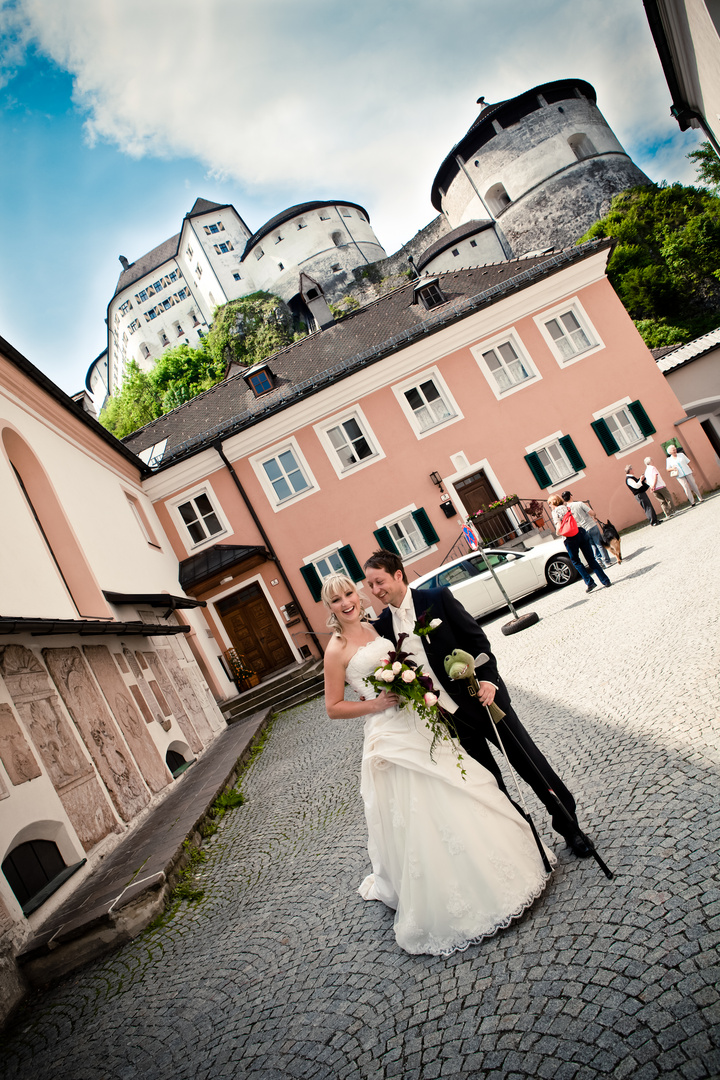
688;140;720;192
579;182;720;346
99;292;305;437
99;362;162;438
205;292;297;369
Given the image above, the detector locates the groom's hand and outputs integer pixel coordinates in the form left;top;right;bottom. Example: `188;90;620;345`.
476;681;496;706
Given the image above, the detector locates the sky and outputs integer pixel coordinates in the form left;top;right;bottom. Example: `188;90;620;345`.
0;0;705;396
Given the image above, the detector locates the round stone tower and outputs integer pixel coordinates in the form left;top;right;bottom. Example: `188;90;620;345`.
431;79;649;256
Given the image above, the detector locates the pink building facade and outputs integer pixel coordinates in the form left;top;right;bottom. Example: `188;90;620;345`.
126;242;720;669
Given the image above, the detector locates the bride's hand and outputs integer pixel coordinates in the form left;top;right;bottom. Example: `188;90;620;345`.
373;689;399;711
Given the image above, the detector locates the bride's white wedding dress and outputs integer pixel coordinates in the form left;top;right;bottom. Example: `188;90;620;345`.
346;636;555;956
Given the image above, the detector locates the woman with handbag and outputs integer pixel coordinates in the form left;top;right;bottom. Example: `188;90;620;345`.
547;494;612;593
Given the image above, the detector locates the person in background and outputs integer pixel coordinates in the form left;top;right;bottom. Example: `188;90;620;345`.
625;464;659;526
560;490;613;567
547;493;611;592
644;456;674;519
666;444;703;506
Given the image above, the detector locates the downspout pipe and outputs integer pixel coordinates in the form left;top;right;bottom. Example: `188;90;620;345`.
212;441;324;656
454;154;514;259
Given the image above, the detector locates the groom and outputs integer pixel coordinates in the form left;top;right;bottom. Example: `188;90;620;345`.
364;548;591;857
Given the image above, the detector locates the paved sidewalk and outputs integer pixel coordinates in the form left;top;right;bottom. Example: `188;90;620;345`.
1;497;719;1079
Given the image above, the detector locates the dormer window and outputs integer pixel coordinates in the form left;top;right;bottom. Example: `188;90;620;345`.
413;278;447;310
306;287;320;300
243;363;275;397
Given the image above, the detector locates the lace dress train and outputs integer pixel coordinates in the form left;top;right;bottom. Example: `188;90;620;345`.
345;637;555;956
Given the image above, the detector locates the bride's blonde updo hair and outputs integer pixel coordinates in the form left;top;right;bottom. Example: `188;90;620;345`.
321;573;369;641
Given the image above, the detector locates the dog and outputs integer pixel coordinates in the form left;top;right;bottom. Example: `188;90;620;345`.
600;520;622;564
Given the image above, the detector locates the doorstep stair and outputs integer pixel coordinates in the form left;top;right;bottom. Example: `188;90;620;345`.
221;659;325;725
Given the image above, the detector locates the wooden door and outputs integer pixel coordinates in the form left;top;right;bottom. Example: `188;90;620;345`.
454;470;508;542
217;584;294;678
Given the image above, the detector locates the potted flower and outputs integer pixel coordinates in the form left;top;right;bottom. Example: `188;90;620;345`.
526;499;546;528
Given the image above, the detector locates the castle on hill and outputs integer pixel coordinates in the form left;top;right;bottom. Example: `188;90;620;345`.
88;78;648;406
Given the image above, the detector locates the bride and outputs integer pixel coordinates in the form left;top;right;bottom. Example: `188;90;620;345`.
322;573;555;956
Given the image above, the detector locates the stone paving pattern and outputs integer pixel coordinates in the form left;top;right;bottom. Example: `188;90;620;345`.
1;497;719;1079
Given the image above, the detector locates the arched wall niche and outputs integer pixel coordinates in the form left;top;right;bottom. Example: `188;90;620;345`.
1;426;110;618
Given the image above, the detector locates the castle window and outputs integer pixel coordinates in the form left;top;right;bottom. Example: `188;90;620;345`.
470;240;477;248
319;211;331;220
233;272;241;280
331;264;341;272
128;319;140;334
297;219;307;229
2;839;83;916
341;209;351;218
275;235;283;243
119;299;133;315
278;262;284;271
568;133;596;161
204;222;224;234
190;311;199;326
196;263;203;277
186;245;193;259
153;280;163;292
255;247;264;260
214;241;233;254
306;287;319;300
331;231;343;247
452;249;459;257
136;289;149;302
485;183;511;215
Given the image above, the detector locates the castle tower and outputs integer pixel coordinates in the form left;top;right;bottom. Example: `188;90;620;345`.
431;79;650;257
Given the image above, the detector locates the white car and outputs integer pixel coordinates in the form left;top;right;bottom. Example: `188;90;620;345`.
412;539;578;619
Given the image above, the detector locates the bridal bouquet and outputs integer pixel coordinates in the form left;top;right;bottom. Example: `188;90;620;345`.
364;633;465;775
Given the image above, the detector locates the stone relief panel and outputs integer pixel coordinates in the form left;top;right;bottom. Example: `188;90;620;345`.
155;646;214;742
122;648;163;724
83;645;170;794
0;703;42;785
43;647;150;822
0;645;117;849
143;651;203;754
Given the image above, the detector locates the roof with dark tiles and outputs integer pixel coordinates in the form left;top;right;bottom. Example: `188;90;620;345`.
113;233;182;297
122;240;612;469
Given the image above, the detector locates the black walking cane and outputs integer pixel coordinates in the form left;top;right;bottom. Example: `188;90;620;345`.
446;651;614;880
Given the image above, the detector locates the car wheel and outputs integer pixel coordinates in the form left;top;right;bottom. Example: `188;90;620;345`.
545;555;576;587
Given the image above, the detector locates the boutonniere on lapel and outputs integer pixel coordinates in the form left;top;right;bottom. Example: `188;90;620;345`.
413;609;442;638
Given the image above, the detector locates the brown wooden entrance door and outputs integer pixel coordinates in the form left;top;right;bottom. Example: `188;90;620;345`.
217;584;294;678
454;470;506;542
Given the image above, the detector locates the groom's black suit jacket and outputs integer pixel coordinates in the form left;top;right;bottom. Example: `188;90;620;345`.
373;585;578;835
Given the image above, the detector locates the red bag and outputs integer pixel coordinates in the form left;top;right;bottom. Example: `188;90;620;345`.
558;508;579;537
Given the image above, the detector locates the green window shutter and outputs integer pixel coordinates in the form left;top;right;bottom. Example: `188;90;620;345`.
559;435;585;472
628;400;656;437
412;508;439;545
591;419;620;455
299;564;323;602
338;544;365;582
524;452;551;489
373;527;399;555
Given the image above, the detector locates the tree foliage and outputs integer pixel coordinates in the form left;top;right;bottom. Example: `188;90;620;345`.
579;182;720;347
688;140;720;192
99;292;303;437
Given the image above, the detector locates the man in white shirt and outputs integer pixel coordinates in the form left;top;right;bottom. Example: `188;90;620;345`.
666;444;703;506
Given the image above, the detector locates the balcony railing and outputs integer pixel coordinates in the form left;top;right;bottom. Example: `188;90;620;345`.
440;498;553;564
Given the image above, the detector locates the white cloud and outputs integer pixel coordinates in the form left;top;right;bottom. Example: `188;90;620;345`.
8;0;704;251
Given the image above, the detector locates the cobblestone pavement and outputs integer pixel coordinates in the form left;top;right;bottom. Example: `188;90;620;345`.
2;498;719;1079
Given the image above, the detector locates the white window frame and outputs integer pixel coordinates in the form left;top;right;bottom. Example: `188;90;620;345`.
169;482;230;553
250;437;318;512
534;298;603;367
375;504;438;565
525;430;586;492
470;329;541;401
592;397;653;459
303;541;348;582
314;406;385;478
391;368;462;440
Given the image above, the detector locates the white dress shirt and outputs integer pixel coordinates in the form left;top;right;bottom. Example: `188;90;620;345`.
389;590;458;714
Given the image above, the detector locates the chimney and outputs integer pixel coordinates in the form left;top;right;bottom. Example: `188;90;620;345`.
119;255;130;270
